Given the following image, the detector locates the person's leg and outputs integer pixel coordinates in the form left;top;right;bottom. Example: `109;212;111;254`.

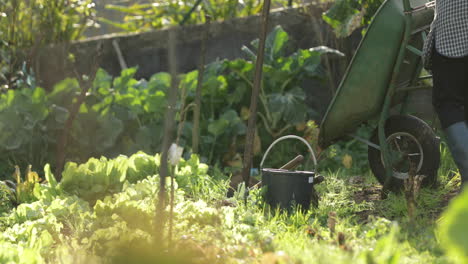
464;55;468;121
432;50;468;184
444;123;468;184
432;51;466;129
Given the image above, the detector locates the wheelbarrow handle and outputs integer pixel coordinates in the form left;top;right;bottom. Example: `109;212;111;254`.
402;0;411;12
260;135;317;170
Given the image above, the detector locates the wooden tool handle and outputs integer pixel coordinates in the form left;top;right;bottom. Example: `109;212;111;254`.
280;155;304;170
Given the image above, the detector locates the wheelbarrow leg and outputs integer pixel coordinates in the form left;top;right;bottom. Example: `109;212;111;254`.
379;11;414;198
378;98;393;198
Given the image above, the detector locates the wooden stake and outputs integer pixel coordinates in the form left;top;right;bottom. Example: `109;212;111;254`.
112;39;128;70
241;0;271;196
192;15;211;154
155;29;179;244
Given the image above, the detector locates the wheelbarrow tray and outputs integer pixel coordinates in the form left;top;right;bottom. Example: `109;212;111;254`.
318;0;434;149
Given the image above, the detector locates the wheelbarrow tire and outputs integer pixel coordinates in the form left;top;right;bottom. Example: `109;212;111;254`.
368;115;440;192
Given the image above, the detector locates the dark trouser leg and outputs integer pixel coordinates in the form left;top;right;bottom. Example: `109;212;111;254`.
432;51;467;129
432;50;468;184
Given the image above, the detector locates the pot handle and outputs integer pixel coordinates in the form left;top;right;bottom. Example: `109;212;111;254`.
260;135;317;171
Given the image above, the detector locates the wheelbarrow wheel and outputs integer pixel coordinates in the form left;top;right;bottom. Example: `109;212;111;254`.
368;115;440;191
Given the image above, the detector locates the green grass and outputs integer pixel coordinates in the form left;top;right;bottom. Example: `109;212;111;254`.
163;143;459;263
198;142;459;263
0;143;462;263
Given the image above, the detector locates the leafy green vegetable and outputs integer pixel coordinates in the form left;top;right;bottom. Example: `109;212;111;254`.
58;152;161;204
0;149;458;263
59;157;126;204
438;187;468;263
126;152;160;183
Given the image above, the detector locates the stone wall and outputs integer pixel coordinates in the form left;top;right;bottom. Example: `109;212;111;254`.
35;3;434;121
37;4;362;117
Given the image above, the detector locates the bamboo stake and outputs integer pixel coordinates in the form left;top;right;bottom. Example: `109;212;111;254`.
241;0;271;196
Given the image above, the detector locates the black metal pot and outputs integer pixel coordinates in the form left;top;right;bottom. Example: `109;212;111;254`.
262;168;315;210
259;135;319;211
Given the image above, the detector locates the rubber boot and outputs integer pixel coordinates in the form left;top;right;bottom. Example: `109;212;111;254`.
444;122;468;184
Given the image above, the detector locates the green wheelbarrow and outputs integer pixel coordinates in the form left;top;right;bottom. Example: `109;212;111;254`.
318;0;438;191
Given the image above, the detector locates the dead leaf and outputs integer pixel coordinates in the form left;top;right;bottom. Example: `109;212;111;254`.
342;154;353;169
254;129;261;156
241;107;250;120
295;123;306;132
327;211;337;233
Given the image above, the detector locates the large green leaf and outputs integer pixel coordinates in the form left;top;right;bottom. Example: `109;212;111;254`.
225;59;254;75
71;112;123;154
268;87;307;125
245;25;289;64
2;131;27;150
227;81;248;105
208;118;229;137
95;114;124;151
113;67;138;92
93;68;113;92
203;61;228;93
180;70;198;93
263;65;292;93
0;110;24;150
438;187;468;263
208;110;246;137
143;90;166;114
114;90;143;115
265;25;289;63
148;72;171;92
109;104;138;122
48;78;80;109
